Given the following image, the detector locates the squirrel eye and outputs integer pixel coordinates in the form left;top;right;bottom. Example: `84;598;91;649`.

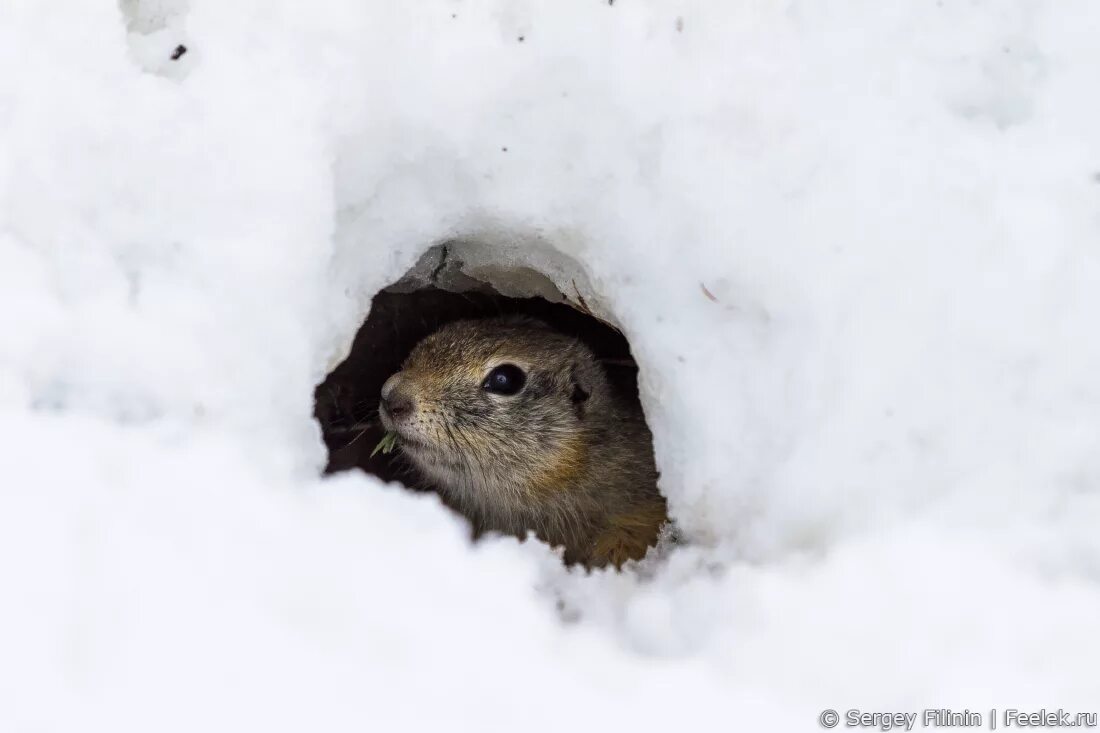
482;364;526;396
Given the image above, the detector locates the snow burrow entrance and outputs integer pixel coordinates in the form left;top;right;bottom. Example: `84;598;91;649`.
315;242;647;506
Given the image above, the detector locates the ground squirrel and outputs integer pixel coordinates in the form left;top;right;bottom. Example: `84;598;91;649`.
378;316;667;568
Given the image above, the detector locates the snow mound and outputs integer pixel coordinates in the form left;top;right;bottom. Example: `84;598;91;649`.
2;1;1099;730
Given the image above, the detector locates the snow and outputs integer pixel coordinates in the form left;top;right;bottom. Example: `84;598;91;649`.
3;0;1100;730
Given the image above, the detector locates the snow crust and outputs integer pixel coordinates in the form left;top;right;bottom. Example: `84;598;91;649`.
2;1;1099;729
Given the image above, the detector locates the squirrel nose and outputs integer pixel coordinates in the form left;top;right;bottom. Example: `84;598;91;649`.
382;392;413;419
380;374;414;420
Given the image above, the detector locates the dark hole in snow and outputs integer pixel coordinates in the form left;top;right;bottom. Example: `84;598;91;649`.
314;260;639;491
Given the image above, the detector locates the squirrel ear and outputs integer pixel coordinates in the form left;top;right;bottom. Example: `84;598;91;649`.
569;363;591;417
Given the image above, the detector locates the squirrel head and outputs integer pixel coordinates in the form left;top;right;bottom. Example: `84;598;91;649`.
379;316;610;503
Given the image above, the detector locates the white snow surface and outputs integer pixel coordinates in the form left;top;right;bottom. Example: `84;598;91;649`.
2;1;1100;730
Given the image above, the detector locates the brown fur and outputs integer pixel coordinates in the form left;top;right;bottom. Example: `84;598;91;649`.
379;316;667;568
